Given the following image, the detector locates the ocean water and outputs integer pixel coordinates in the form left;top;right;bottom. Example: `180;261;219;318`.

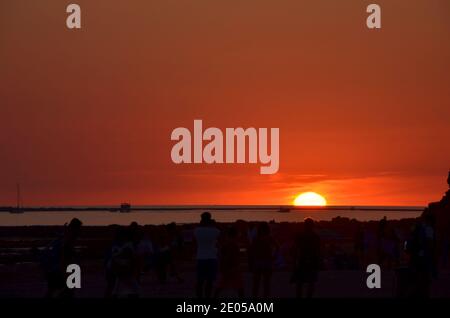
0;206;423;226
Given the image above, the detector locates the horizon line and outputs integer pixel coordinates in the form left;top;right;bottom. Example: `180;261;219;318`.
0;204;425;213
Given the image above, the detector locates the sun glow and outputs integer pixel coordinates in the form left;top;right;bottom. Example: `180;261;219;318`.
293;192;327;206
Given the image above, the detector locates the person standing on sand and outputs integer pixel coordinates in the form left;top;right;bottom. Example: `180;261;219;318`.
291;218;321;298
194;212;220;298
43;218;82;298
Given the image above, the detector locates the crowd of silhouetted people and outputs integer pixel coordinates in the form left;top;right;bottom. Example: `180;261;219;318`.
38;213;445;299
39;213;324;298
37;171;450;299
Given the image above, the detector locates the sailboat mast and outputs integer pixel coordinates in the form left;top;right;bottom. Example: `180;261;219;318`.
16;183;21;209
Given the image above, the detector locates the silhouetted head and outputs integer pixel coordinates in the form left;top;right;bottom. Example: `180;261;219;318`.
447;170;450;188
304;217;315;231
129;221;139;230
128;221;142;243
68;217;82;229
200;211;212;226
378;216;387;228
166;222;177;233
66;218;82;241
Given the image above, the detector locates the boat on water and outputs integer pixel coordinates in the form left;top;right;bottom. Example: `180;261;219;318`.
278;206;290;213
119;203;131;213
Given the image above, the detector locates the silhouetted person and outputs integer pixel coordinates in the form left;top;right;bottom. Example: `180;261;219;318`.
407;208;437;298
291;218;320;298
432;170;450;268
166;222;184;283
109;226;140;298
44;218;82;298
194;212;220;298
129;221;142;248
376;218;400;269
249;222;277;297
105;226;125;297
215;226;244;297
376;216;388;265
384;227;401;269
354;223;366;268
135;227;154;274
151;224;184;284
247;222;257;244
152;226;171;284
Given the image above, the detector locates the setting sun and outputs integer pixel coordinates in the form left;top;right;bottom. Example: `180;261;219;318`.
294;192;327;206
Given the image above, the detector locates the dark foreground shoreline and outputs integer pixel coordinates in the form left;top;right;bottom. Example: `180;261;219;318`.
1;217;449;298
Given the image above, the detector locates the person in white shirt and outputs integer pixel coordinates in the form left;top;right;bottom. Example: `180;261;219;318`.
194;212;220;298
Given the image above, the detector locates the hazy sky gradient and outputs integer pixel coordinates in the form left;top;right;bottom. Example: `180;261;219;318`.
1;0;449;206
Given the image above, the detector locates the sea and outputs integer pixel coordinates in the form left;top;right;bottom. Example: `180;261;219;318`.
0;206;424;226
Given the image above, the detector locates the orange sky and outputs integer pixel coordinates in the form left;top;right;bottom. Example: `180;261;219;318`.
0;0;449;206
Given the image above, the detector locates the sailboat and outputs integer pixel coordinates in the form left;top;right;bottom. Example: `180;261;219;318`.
10;184;24;213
